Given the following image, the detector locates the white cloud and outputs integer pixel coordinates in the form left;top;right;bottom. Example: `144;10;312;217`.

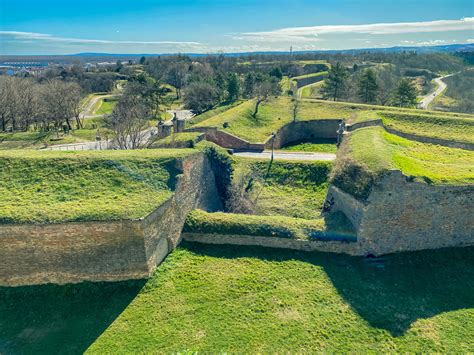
0;31;202;47
239;17;474;42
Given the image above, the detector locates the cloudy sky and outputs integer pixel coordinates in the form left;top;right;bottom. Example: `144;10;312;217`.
0;0;473;55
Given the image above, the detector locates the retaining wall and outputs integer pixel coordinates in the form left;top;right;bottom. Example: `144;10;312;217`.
187;127;265;151
266;119;341;149
182;233;360;255
325;171;474;255
0;153;221;286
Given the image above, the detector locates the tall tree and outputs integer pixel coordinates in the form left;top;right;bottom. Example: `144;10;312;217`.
227;73;240;101
358;69;379;103
394;78;418;107
321;62;349;101
184;82;218;113
165;62;189;99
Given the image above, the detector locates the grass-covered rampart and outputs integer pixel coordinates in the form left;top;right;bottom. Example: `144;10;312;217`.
193;97;474;145
0;149;195;224
331;127;474;199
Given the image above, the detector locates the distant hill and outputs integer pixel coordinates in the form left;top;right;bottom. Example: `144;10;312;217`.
1;43;472;63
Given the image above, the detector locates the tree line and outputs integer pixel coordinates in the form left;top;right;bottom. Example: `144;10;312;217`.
321;63;419;107
0;77;83;132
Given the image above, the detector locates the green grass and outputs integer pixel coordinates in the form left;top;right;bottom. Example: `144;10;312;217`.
96;98;118;115
195;96;474;145
188;100;245;126
184;209;354;240
0;149;195;224
149;132;203;148
380;112;474;144
281;138;337;153
332;127;474;199
232;158;332;219
3;243;470;353
0;129;108;149
195;97;344;143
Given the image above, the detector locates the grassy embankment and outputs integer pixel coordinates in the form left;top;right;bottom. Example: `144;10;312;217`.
232;157;332;219
2;243;472;353
0;149;194;224
194;96;474;145
149;132;204;148
332;126;474;199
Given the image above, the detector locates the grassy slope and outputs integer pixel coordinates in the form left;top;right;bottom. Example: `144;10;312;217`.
332;127;474;199
194;96;474;145
0;149;194;224
83;243;474;353
188;100;245;126
149;132;203;148
352;127;474;184
380;112;474;144
233;157;332;219
280;138;337;153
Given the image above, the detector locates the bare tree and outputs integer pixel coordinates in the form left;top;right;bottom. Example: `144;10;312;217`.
106;93;149;149
292;98;300;123
252;78;281;117
165;62;189;99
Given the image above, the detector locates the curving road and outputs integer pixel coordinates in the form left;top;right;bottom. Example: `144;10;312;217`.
418;73;454;110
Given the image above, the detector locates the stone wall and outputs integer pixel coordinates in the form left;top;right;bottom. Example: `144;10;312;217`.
266;119;341;149
325;171;474;256
295;74;328;89
187;127;265;151
0;153;221;287
182;233;360;255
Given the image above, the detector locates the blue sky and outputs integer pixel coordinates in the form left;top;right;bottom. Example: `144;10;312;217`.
0;0;473;54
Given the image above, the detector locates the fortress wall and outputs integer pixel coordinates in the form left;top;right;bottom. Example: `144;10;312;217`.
143;153;221;270
268;119;341;149
182;233;361;255
295;74;327;89
359;171;474;255
326;171;474;256
0;153;221;287
0;221;149;286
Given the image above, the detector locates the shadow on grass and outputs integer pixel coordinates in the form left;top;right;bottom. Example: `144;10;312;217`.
181;241;474;337
0;279;145;354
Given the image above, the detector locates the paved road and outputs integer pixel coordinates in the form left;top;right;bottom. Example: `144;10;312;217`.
233;150;336;161
418;73;454;110
82;94;116;118
166;109;195;120
43;127;157;151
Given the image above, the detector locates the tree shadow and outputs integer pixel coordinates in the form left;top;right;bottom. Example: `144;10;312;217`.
0;279;146;354
182;241;474;337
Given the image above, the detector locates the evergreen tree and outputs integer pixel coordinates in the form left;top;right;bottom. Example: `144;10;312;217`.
227;73;240;101
321;62;349;101
243;72;256;99
269;67;283;80
358;69;379;103
394;78;418;107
